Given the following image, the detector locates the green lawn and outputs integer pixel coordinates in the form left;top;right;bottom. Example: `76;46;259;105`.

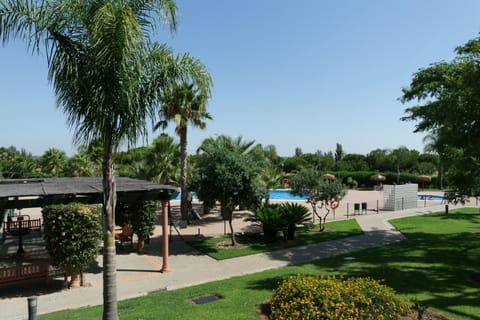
41;208;480;320
187;219;363;259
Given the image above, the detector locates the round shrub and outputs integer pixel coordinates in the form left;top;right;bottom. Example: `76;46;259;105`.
270;275;410;319
42;203;102;285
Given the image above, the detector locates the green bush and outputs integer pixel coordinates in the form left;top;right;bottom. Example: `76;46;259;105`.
279;202;310;240
270;275;410;319
346;176;358;189
248;203;311;242
42;203;102;286
116;201;159;253
248;204;285;242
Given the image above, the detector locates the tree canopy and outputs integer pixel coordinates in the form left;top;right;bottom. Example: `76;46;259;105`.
401;36;480;198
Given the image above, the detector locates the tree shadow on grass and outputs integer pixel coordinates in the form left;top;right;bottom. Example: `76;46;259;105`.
300;231;480;320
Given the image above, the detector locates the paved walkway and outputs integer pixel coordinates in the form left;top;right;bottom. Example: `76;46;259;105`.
0;203;463;320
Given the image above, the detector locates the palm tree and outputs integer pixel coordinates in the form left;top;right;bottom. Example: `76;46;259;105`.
39;148;67;177
259;161;283;205
198;135;257;156
154;54;212;220
423;131;445;189
137;134;180;184
63;153;95;177
0;1;177;319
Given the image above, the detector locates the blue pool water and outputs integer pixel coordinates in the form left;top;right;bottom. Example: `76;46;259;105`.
174;191;444;201
269;189;307;200
417;194;445;201
173;190;307;201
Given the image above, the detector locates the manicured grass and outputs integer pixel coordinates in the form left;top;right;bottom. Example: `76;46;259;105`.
40;208;480;320
187;219;363;260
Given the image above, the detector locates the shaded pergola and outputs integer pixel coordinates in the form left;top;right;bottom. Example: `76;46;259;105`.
0;177;179;272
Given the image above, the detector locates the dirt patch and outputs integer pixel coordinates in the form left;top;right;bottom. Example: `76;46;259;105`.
216;240;249;249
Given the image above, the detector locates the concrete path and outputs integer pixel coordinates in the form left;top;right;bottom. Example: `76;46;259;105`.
0;203;462;320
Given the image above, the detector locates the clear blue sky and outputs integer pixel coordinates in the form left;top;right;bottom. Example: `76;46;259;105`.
1;0;480;157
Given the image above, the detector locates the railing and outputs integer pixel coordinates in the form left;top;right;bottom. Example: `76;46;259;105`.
0;262;50;286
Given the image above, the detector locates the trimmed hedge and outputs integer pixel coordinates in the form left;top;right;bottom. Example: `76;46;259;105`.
270;275;410;319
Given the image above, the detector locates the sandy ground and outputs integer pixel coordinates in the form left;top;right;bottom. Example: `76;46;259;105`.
166;189;448;238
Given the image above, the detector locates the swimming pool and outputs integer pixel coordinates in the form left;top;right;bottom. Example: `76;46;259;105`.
417;194;445;201
268;189;307;200
172;190;306;201
173;191;445;201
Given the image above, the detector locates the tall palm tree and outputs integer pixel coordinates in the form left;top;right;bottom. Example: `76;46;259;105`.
0;1;177;318
155;54;212;220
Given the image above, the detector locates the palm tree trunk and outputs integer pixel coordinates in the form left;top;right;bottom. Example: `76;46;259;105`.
102;148;118;320
179;127;189;221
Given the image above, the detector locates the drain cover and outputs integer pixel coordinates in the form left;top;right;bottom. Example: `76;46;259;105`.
191;294;222;305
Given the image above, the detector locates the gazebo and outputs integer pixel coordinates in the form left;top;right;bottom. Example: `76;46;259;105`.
0;177;179;272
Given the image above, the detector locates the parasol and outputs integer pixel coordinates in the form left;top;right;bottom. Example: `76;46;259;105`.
323;173;336;180
370;174;386;186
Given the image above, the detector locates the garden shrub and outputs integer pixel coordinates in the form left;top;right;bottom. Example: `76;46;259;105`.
249;203;311;242
279;202;310;240
270;275;410;319
248;204;285;242
116;200;159;253
42;203;102;287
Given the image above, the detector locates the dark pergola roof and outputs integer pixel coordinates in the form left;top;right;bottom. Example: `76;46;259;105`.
0;177;179;210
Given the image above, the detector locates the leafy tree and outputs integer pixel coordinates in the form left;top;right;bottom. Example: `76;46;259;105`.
366;149;392;172
154;54;212;221
283;156;307;173
116;201;159;254
0;1;178;318
190;147;263;245
262;144;283;167
335;153;369;171
401;36;480;198
390;147;419;184
334;142;345;162
0;146;40;178
289;169;346;231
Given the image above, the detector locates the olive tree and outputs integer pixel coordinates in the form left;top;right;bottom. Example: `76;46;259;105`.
289;169;346;231
190;147;263;246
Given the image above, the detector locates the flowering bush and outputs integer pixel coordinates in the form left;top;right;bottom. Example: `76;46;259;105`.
270;275;410;319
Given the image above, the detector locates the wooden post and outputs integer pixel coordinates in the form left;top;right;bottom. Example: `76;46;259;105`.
160;200;171;273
